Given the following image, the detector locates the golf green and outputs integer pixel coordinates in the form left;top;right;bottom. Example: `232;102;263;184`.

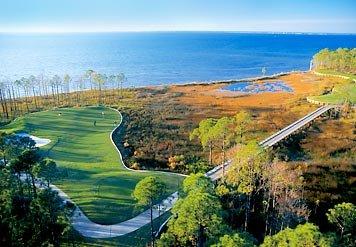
2;106;183;225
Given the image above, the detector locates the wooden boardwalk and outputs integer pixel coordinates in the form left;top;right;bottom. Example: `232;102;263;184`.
259;105;335;148
207;105;335;180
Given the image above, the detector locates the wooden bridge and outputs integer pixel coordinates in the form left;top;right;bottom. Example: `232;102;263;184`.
259;105;335;148
207;105;336;180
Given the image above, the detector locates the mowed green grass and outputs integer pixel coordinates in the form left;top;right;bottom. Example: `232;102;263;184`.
1;106;183;224
308;83;356;105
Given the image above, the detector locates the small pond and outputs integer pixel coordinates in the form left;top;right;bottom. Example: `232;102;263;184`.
221;81;293;93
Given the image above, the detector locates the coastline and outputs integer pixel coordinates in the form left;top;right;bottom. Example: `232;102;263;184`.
132;70;308;90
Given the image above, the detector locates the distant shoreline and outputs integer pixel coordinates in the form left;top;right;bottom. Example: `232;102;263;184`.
137;70;308;90
1;31;356;35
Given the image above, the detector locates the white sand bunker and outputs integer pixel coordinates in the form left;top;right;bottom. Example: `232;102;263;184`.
17;133;51;147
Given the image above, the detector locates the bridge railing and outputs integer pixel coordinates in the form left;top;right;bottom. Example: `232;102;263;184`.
259;105;334;147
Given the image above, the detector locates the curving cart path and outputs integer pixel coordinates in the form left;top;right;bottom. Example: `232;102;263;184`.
71;108;186;237
29;105;334;238
69;105;226;237
28;108;188;238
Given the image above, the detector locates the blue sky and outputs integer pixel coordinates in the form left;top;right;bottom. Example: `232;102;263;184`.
1;0;355;33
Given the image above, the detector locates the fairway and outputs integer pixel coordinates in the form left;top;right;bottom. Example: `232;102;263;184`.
2;106;183;225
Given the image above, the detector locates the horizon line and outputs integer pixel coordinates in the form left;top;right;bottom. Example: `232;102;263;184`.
1;30;356;35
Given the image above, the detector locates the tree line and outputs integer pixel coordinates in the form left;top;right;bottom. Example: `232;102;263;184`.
0;70;127;122
312;48;356;74
0;132;70;246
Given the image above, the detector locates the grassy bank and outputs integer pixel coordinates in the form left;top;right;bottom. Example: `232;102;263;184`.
1;106;183;225
308;83;356;105
315;69;356;81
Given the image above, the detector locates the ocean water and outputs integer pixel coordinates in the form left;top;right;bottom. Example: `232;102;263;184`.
0;32;355;87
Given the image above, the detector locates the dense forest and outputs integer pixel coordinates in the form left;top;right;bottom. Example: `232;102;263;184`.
312;48;356;74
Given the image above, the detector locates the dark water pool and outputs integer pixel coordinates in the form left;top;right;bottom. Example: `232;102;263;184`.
221;81;293;93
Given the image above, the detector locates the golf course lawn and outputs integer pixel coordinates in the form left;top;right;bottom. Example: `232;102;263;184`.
1;106;183;225
308;83;356;105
